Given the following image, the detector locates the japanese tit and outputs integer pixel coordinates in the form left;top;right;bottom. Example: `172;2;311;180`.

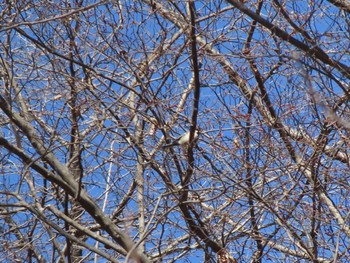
163;130;199;148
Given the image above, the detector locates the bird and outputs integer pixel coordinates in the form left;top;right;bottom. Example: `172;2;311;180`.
163;130;199;148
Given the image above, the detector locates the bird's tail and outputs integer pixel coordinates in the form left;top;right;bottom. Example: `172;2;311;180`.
162;143;177;148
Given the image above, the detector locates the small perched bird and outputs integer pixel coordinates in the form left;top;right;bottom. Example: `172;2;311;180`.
163;130;199;148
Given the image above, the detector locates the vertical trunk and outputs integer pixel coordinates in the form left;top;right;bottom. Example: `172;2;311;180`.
64;13;85;260
130;90;146;252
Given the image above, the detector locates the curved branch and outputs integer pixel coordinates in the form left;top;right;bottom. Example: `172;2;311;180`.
226;0;350;80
